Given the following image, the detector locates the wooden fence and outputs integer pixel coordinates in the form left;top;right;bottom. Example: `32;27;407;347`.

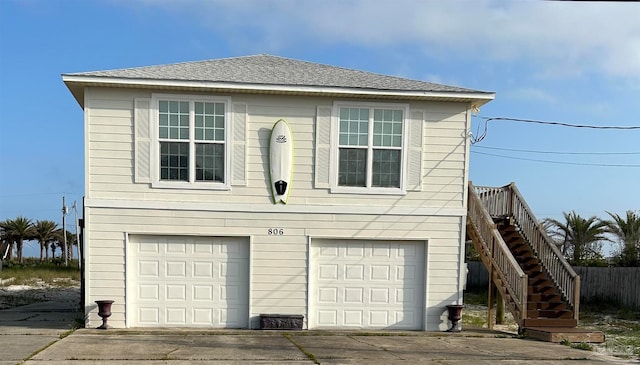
466;262;640;309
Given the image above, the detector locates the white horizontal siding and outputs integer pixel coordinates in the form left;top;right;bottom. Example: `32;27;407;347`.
84;207;463;329
85;88;469;209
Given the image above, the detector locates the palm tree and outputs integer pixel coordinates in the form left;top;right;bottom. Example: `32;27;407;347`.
0;222;12;261
544;211;609;266
604;210;640;266
1;216;35;263
33;220;59;262
52;228;76;262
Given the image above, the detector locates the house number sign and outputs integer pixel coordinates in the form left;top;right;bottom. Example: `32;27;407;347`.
268;228;284;236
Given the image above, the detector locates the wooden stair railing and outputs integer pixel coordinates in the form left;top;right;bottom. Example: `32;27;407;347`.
467;183;528;327
473;182;581;322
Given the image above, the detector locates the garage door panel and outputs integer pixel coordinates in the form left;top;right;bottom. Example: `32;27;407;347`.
193;262;214;277
138;307;159;323
139;261;159;276
193;308;213;324
311;240;425;330
129;235;249;328
193;285;213;300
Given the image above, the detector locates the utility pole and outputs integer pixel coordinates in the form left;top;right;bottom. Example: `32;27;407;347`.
72;201;79;268
62;195;69;267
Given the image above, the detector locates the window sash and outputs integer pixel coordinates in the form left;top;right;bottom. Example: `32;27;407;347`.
338;148;367;187
195;143;224;182
160;142;189;181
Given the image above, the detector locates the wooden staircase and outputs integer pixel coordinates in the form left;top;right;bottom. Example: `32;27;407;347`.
466;182;603;343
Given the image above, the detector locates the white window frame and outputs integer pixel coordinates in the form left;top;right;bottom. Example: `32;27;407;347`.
150;93;232;190
330;101;409;195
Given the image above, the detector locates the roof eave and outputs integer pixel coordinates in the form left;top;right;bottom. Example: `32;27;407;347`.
62;75;495;108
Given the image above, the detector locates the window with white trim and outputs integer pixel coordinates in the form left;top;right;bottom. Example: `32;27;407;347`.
153;94;230;188
333;103;408;193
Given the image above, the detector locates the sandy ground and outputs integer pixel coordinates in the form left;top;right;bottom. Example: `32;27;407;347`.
0;280;81;310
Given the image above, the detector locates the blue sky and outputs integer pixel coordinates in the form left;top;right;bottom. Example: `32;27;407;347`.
1;0;638;258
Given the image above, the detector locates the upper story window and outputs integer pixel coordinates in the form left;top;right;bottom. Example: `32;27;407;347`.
152;94;231;189
332;103;409;194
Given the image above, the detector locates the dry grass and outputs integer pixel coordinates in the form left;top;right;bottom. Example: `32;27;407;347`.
0;260;80;287
463;290;640;361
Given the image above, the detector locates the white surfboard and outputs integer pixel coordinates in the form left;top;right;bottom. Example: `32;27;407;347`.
269;119;293;204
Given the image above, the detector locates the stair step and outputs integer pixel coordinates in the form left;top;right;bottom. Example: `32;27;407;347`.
522;318;578;327
528;286;558;295
527;301;567;310
526;271;546;279
504;236;522;245
515;254;536;263
523;263;542;273
529;278;552;287
523;327;605;343
529;293;562;302
527;309;573;319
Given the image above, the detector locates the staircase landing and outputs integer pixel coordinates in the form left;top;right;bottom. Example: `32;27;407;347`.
524;327;605;343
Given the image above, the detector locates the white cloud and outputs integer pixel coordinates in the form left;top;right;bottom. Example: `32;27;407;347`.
134;0;640;80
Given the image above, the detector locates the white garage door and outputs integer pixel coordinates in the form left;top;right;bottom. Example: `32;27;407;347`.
310;240;425;329
128;235;249;328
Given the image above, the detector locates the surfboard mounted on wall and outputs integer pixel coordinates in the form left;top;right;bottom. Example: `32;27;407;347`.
269;119;293;204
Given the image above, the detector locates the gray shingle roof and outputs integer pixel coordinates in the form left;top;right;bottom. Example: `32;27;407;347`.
65;54;486;94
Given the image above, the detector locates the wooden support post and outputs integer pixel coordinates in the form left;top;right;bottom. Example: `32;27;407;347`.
496;291;505;325
488;266;494;330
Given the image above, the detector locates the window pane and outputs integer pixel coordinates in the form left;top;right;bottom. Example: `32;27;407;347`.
358;135;368;145
393;110;403;122
196;143;224;182
159;101;168;113
160;142;189;181
372;149;400;188
159;114;168;127
338;148;366;187
374;109;382;121
373;135;381;146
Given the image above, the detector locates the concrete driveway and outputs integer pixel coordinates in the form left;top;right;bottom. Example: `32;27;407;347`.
22;329;632;365
0;300;632;365
0;298;81;365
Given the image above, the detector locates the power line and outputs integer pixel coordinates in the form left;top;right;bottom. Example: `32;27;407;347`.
472;145;640;156
471;150;640;167
471;116;640;144
477;116;640;130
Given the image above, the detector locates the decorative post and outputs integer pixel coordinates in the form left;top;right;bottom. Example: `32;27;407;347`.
446;304;464;332
95;300;114;329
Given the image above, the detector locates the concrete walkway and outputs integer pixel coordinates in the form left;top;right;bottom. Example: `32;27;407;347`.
0;300;633;365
